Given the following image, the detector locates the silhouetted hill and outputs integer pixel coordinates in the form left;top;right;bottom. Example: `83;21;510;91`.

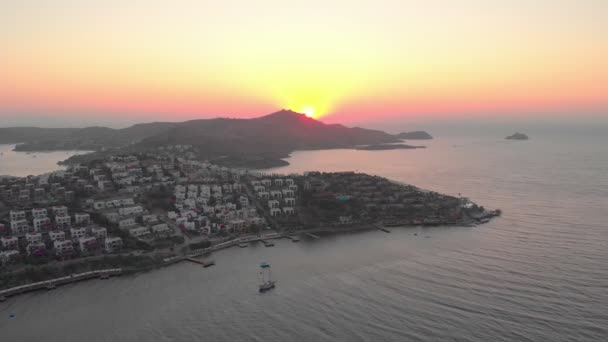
1;110;405;167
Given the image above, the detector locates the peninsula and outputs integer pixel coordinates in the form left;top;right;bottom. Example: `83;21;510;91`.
0;146;499;295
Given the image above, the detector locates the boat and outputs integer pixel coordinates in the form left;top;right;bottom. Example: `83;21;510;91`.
46;283;56;290
238;243;249;248
99;273;110;279
258;262;276;292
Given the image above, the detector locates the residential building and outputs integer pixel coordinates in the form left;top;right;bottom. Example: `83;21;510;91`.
151;223;171;235
10;219;30;235
104;237;123;253
78;237;97;253
26;232;43;244
91;227;108;239
119;218;137;229
0;250;20;265
74;213;91;225
268;200;280;208
1;236;18;250
31;208;48;219
70;227;87;240
49;230;66;241
55;215;71;228
33;217;52;232
52;205;69;217
9;210;26;221
128;226;150;238
53;240;74;256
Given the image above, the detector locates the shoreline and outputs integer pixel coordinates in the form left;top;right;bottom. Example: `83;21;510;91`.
0;220;494;300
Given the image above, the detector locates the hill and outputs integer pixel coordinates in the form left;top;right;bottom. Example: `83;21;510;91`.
1;110;403;168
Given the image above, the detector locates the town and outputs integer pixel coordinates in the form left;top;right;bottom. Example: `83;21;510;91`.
0;145;498;293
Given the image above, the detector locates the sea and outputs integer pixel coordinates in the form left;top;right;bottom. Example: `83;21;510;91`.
0;144;90;178
1;128;607;342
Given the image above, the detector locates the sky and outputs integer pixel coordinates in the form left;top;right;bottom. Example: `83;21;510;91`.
1;0;607;128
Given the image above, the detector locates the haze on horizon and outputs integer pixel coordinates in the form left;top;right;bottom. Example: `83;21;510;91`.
1;0;606;128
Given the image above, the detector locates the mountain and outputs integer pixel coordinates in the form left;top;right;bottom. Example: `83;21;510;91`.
396;131;433;140
0;110;403;168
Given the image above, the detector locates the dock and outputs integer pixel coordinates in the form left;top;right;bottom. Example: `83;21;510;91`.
374;223;391;233
305;233;320;239
185;257;215;267
0;268;122;300
283;235;300;242
260;240;275;247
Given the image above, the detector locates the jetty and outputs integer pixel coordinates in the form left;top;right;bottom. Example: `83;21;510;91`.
185;257;215;267
260;239;275;247
283;235;300;242
305;233;320;239
0;268;122;300
373;223;391;233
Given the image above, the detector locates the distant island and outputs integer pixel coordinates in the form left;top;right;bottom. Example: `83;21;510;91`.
356;144;426;151
0;110;426;169
396;131;433;140
505;132;529;140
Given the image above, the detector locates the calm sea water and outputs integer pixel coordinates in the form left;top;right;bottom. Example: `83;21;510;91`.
0;144;90;177
2;133;608;341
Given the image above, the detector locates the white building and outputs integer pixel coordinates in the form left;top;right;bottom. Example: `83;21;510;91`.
129;226;150;238
151;223;171;234
74;213;91;225
26;232;43;244
1;236;18;250
52;205;69;217
270;190;283;199
104;237;123;253
270;208;282;216
91;227;108;239
118;206;144;217
284;197;296;206
33;217;51;232
79;237;97;252
55;215;72;228
49;230;66;241
119;218;137;229
10;219;30;235
54;240;74;255
268;200;280;209
9;210;26;221
142;214;158;224
70;227;87;240
31;208;48;219
282;207;295;215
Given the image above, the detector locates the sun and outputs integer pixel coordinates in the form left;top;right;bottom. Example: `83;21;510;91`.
302;106;315;118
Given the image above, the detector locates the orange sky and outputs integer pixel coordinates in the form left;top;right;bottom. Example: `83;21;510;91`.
1;0;606;126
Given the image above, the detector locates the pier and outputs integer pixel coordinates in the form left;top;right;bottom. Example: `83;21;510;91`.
373;223;391;233
283;235;300;242
0;269;122;300
305;233;320;239
260;239;275;247
185;257;215;267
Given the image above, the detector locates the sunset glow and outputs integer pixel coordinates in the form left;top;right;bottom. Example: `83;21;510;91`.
1;0;606;126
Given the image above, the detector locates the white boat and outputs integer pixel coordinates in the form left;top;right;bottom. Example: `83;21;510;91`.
259;262;276;292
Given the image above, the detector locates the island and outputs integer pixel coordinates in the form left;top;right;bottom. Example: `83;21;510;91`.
0;148;500;298
396;131;433;140
505;132;529;140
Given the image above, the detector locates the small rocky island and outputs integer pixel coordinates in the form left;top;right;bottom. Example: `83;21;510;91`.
396;131;433;140
505;132;529;140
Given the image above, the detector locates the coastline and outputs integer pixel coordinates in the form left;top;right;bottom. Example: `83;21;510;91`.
0;219;498;300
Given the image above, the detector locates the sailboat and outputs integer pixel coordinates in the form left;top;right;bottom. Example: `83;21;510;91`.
259;262;276;292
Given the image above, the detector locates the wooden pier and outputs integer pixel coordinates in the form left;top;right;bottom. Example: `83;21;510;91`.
283;235;300;242
185;257;215;267
260;239;275;247
374;223;391;233
0;268;122;300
